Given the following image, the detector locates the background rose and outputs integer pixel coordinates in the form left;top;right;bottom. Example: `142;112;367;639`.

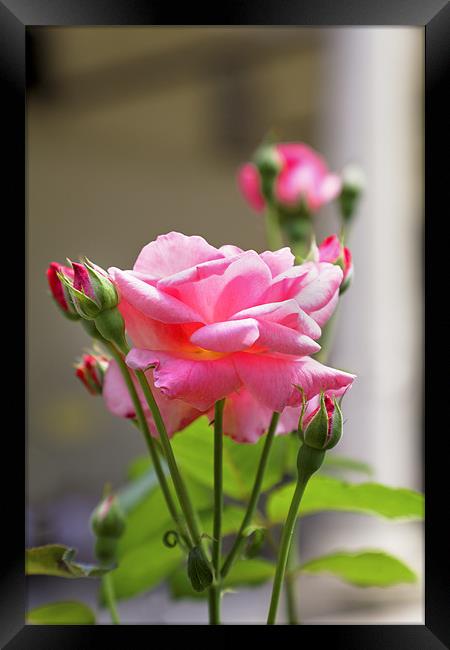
108;232;355;414
238;142;342;214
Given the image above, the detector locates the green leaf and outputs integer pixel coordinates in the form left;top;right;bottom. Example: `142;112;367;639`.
199;505;255;538
26;545;114;578
299;550;417;587
267;475;424;523
169;559;275;599
322;455;374;478
26;601;96;625
168;417;287;500
106;535;183;601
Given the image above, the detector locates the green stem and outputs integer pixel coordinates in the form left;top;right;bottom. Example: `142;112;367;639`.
265;202;284;251
285;532;299;624
267;479;307;624
267;445;324;624
209;399;225;624
103;573;120;624
134;370;206;555
106;343;191;548
221;412;280;578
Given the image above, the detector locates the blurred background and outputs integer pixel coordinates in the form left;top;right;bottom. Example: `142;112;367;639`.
27;27;424;624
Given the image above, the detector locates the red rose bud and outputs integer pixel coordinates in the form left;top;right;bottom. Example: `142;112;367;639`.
46;262;80;320
59;260;128;353
75;353;109;395
300;393;343;451
317;235;353;294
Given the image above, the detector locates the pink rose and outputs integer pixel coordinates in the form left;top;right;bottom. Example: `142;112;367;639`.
238;143;342;214
317;234;353;286
102;358;202;437
109;232;355;415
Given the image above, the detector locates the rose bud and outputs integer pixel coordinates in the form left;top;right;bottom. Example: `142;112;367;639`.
46;262;80;320
339;163;366;222
317;234;353;294
59;259;128;353
90;493;126;565
299;392;343;451
75;353;109;396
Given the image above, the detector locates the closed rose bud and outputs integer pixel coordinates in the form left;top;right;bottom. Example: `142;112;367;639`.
300;392;343;451
90;494;126;565
317;234;353;294
59;259;128;353
46;262;80;320
75;353;109;395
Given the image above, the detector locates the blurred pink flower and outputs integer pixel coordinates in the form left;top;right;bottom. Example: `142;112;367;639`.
238;143;341;214
317;234;353;285
102;358;202;437
109;232;355;416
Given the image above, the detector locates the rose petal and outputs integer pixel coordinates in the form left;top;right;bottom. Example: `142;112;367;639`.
190;319;260;353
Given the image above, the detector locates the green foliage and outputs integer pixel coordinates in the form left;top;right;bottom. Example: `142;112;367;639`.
170;559;276;599
165;417;287;500
267;475;424;523
26;601;96;625
26;545;114;578
103;535;183;601
299;550;417;587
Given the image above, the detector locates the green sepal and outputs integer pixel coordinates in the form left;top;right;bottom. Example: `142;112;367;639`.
94;308;128;354
187;546;213;592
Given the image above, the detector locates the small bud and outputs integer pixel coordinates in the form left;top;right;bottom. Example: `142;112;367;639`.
339;163;366;221
91;494;126;539
75;353;109;395
46;262;80;320
300;393;343;451
253;144;283;202
187;546;213;592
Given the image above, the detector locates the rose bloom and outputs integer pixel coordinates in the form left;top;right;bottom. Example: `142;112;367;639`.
317;234;353;285
108;232;355;428
238;143;342;214
102;358;202;438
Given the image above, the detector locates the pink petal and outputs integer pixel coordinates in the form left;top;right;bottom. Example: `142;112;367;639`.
237;163;265;212
318;235;341;264
190;319;260;353
294;262;343;317
213;251;273;321
256;321;321;356
233;353;355;412
220;244;244;257
232;300;321;339
103;359;202;437
133;231;223;277
260;248;295;276
307;288;339;328
275;164;316;207
103;360;137;419
127;349;241;411
219;389;274;443
109;268;204;324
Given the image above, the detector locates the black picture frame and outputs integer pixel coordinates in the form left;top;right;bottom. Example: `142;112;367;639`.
3;0;448;645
